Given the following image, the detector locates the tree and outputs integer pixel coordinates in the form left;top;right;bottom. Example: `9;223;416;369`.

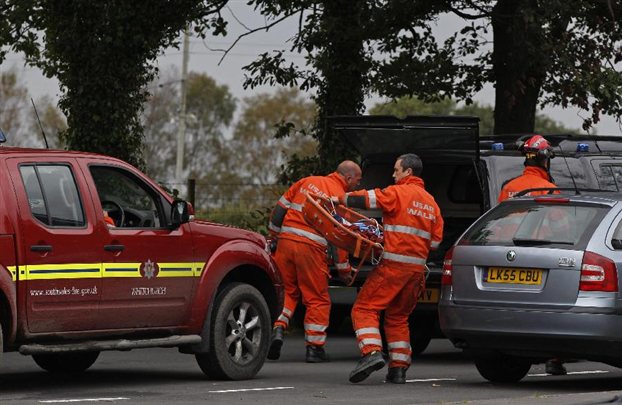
370;96;579;136
0;67;66;147
375;1;622;133
0;1;230;168
242;1;378;178
231;88;317;185
142;70;236;205
243;1;620;142
241;2;468;178
0;68;28;141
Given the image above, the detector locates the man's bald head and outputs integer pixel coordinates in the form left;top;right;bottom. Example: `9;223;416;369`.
337;160;362;191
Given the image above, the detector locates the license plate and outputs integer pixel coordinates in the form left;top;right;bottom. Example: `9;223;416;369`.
486;268;543;285
419;288;439;303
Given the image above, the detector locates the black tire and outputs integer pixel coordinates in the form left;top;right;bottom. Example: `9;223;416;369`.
474;353;531;383
196;282;271;380
33;351;99;373
409;323;433;356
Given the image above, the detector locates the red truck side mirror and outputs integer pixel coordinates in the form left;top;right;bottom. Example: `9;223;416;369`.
170;200;190;229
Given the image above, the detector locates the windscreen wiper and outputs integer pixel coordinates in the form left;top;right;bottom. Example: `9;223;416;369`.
512;238;574;246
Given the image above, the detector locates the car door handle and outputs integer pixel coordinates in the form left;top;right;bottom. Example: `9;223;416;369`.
31;245;52;252
104;244;125;252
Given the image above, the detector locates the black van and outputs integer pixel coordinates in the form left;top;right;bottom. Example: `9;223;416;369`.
328;115;622;354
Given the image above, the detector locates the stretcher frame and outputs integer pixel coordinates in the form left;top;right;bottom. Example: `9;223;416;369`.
302;193;384;286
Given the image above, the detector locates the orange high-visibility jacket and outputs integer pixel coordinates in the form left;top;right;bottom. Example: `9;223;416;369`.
498;166;557;203
343;176;443;272
269;172;351;273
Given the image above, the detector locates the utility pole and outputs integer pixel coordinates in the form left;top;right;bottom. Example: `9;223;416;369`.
175;28;190;182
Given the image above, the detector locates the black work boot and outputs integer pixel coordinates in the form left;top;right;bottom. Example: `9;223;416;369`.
306;345;329;363
267;326;284;360
349;351;386;383
385;367;407;384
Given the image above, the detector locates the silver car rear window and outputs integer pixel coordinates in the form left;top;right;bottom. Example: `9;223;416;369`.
460;202;608;248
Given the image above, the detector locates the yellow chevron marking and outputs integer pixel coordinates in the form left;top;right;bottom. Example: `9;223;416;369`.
6;265;17;282
193;262;206;277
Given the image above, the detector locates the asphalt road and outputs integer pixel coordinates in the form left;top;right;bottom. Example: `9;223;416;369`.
1;332;622;405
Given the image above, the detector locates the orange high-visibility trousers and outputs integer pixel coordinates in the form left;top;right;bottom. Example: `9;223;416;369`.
273;238;331;346
351;262;426;368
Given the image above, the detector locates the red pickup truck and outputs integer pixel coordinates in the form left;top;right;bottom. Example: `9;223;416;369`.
0;144;283;380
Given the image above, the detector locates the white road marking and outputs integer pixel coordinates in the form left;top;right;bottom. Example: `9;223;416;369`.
405;378;457;383
208;386;294;394
528;370;610;378
39;398;129;403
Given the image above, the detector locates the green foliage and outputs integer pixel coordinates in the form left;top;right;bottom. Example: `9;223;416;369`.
231;88;317;185
197;205;273;234
143;70;236;198
0;1;220;168
391;0;622;133
246;1;621;135
0;67;66;148
244;0;384;178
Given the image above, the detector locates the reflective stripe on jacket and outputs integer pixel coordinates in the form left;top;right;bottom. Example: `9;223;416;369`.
344;176;443;271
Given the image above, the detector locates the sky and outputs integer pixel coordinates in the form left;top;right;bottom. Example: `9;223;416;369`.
2;4;621;136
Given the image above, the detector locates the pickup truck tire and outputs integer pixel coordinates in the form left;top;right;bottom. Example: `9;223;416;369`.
32;351;100;373
196;282;270;380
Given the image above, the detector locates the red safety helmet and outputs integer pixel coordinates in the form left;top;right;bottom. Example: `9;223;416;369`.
519;135;554;160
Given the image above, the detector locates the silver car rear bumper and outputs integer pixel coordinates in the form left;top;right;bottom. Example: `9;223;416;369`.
439;303;622;363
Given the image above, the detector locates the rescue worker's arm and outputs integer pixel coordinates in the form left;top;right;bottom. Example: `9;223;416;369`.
430;203;444;250
268;181;300;237
340;187;398;214
498;186;510;203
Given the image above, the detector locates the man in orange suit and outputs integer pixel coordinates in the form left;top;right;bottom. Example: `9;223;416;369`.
267;160;362;363
498;135;557;202
498;135;566;376
337;153;443;384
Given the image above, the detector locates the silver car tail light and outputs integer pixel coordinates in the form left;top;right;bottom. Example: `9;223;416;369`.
579;251;618;292
441;247;454;286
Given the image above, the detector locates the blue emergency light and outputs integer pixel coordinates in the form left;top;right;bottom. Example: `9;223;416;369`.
491;142;504;151
576;143;589;152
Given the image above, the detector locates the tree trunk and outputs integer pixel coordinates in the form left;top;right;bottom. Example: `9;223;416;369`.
491;0;545;134
314;0;367;173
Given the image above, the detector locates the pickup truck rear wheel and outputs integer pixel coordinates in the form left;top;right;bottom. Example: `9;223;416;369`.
33;351;100;373
474;353;531;383
196;282;270;380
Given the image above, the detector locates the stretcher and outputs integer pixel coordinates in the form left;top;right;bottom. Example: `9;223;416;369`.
302;193;384;286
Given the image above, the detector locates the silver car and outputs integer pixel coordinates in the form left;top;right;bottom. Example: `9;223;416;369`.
439;192;622;383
